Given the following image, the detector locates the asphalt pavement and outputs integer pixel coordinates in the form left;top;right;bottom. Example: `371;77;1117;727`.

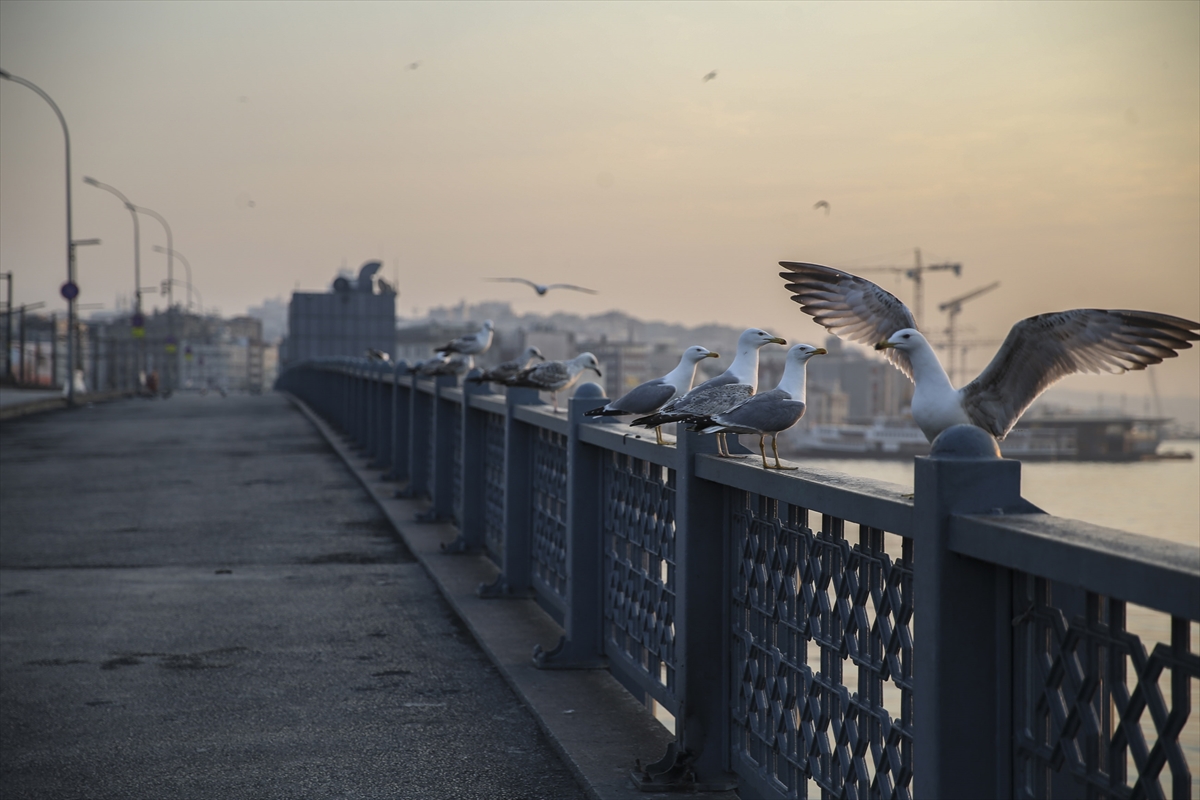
0;392;586;799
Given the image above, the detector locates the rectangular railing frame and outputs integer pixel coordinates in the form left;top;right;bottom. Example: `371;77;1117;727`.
277;359;1200;800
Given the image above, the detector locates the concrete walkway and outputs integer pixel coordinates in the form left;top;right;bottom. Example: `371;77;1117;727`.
0;393;585;799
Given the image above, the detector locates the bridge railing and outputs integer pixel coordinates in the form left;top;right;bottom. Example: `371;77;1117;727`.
277;358;1199;800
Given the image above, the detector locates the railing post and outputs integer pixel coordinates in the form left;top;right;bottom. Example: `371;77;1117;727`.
444;370;489;553
633;427;737;792
533;382;609;669
417;374;459;523
913;424;1030;800
401;374;432;498
386;362;410;483
373;364;393;471
478;386;542;598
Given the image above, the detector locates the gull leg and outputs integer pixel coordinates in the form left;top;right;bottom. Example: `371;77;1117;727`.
770;434;797;470
655;426;667;447
758;435;769;469
716;431;748;459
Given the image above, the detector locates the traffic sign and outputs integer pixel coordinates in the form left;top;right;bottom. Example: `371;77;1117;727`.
60;281;79;301
131;312;145;328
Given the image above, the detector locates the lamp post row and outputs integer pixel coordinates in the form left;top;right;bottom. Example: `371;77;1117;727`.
2;68;196;399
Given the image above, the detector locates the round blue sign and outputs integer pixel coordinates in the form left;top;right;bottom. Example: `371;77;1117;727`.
60;281;79;301
131;312;145;328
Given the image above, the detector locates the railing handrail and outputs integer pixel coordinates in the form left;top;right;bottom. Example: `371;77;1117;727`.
951;512;1200;619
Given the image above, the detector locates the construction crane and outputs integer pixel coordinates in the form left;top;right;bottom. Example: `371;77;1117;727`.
850;247;962;329
937;281;1000;386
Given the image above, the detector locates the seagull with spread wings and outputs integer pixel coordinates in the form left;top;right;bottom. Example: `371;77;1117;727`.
486;278;598;296
779;261;1199;442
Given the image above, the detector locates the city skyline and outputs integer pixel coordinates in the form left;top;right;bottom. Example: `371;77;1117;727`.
2;1;1197;398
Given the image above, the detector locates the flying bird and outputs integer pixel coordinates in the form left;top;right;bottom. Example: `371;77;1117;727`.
486;278;598;296
779;261;1200;442
468;346;546;384
435;320;494;356
504;352;603;412
407;62;420;70
813;200;830;215
632;328;786;456
692;343;826;469
585;345;720;445
702;70;718;82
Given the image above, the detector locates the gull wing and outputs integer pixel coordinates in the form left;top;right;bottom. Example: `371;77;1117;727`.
510;360;570;390
608;380;676;415
547;283;599;295
961;309;1200;438
708;390;807;434
487;277;540;290
779;261;917;380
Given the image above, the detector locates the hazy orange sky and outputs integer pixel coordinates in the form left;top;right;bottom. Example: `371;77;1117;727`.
2;1;1197;397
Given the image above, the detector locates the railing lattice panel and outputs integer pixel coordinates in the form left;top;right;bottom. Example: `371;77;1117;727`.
483;411;506;565
531;427;569;604
730;491;914;800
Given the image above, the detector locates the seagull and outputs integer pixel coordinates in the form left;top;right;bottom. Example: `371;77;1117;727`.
584;345;720;445
702;70;718;82
813;200;830;215
504;352;603;412
424;353;473;377
692;343;826;469
779;261;1200;442
632;328;787;456
408;354;449;376
467;346;546;384
436;320;494;356
365;348;391;363
407;62;420;70
486;278;598;296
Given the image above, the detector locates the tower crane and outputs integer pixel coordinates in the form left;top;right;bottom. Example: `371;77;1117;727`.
937;281;1000;386
849;247;962;329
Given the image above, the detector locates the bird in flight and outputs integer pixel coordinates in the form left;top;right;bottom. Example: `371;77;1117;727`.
702;70;718;82
779;261;1199;442
813;200;830;215
486;278;598;296
407;62;420;70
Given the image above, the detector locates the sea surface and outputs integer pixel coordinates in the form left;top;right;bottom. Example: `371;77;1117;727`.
800;440;1200;791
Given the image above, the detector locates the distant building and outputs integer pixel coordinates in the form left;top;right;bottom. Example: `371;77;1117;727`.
805;336;913;423
286;261;396;363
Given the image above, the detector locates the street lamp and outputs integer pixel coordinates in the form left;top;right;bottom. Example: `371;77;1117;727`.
0;68;78;403
133;205;174;391
152;245;198;314
82;176;143;378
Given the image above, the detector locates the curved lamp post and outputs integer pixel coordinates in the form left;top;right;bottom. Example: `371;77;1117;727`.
0;68;78;403
83;176;145;380
133;205;174;392
152;245;199;314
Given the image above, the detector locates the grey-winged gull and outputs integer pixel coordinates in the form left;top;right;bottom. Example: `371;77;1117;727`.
468;346;546;385
632;328;786;455
436;320;494;356
486;278;598;296
693;343;826;469
584;345;719;445
504;352;603;412
780;261;1200;441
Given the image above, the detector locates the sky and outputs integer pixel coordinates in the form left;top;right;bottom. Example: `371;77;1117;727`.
2;1;1197;398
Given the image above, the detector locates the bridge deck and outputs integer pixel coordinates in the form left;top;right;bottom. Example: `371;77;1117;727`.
0;393;585;799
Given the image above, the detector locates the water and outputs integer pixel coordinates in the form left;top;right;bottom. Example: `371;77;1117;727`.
799;440;1200;549
801;440;1200;792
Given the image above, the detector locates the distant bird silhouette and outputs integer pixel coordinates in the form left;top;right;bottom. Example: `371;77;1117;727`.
486;278;598;296
407;62;420;70
813;200;830;215
702;70;718;82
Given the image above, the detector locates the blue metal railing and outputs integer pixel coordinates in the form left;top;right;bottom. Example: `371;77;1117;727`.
276;358;1199;800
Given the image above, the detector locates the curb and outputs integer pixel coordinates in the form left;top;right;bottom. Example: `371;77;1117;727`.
0;390;132;421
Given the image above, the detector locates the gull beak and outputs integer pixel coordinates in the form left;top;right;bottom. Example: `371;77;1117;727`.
875;341;895;351
813;348;827;355
706;352;720;359
593;368;603;377
770;337;787;345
